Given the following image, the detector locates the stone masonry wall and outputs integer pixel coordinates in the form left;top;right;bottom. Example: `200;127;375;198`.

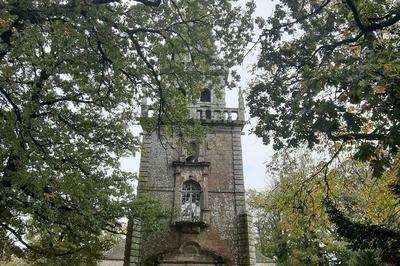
127;121;255;265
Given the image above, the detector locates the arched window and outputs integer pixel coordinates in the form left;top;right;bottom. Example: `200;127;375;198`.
200;89;211;102
181;180;201;222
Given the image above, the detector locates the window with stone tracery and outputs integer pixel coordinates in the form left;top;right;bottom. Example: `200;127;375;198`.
181;180;201;222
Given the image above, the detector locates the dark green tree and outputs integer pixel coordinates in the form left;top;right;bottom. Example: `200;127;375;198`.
248;0;400;262
0;0;254;262
249;0;400;173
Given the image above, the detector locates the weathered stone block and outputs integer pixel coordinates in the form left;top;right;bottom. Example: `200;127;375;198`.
124;96;256;266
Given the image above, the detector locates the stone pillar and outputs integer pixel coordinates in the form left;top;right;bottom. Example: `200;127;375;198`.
238;88;245;122
124;133;151;265
123;218;133;266
140;97;148;117
238;212;256;266
137;133;152;192
201;169;210;224
124;218;142;266
172;165;181;223
129;219;142;266
232;129;246;214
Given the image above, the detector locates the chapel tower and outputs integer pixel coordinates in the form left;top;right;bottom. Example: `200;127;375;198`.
124;81;256;265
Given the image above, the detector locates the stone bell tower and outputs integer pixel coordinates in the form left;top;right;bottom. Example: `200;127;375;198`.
124;82;256;265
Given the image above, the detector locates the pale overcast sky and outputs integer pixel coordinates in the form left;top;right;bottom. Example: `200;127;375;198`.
227;0;275;190
120;0;277;191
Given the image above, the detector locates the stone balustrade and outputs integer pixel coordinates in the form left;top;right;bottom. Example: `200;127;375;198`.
191;107;241;121
142;105;245;122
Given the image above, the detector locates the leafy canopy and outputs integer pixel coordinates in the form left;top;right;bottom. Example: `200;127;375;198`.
248;0;400;175
0;0;254;261
248;1;400;261
248;148;399;264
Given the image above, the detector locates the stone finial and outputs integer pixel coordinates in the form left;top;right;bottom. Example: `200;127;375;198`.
141;97;148;117
238;88;245;121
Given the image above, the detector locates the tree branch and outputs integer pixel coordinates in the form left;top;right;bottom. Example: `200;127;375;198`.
345;0;400;33
345;0;366;32
328;132;387;141
40;94;95;105
92;0;161;7
262;0;331;38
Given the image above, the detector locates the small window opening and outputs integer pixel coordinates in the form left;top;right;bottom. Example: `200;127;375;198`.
186;156;196;162
200;89;211;102
205;110;212;119
196;110;202;119
181;180;201;222
231;112;238;120
186;142;199;162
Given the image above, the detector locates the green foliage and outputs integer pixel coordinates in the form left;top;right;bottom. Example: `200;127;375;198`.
249;1;400;262
248;149;350;265
130;195;170;233
0;0;254;262
325;152;400;263
346;249;382;266
248;0;400;170
0;257;31;266
248;148;398;264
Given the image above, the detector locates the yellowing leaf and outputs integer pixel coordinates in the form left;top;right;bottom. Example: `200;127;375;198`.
350;46;361;56
383;64;393;72
374;86;386;94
